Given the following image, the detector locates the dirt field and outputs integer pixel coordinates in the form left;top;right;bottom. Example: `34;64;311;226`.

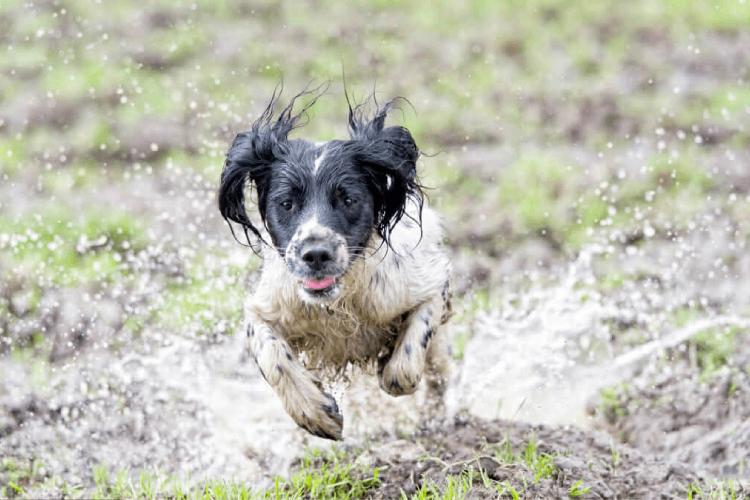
1;1;750;498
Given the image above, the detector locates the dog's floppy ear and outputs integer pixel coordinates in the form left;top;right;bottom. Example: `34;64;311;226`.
347;98;423;246
218;86;323;249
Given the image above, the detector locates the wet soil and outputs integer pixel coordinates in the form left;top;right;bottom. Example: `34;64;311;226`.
352;415;719;499
593;331;750;479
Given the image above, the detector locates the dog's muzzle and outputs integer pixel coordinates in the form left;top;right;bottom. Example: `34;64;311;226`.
285;222;349;301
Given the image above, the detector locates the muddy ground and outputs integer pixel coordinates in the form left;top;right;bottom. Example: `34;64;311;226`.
1;1;750;498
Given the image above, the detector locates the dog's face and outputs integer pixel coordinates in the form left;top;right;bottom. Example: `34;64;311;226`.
262;140;377;301
218;92;422;303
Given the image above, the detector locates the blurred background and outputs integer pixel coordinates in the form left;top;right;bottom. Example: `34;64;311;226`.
1;0;749;497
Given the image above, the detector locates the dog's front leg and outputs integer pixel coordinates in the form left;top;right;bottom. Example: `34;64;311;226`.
246;316;343;440
379;295;444;397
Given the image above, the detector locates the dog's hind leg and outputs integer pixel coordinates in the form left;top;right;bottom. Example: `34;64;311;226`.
246;315;344;440
378;293;446;397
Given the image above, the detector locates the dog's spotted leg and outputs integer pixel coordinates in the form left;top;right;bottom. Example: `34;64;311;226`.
422;327;451;421
427;279;452;400
246;317;343;440
379;294;444;397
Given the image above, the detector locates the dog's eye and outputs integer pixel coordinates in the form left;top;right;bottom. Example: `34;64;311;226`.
280;200;293;211
335;187;356;208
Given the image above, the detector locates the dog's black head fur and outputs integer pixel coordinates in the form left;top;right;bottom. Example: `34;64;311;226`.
218;87;423;302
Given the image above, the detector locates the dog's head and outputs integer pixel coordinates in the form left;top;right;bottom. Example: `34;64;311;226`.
218;88;423;303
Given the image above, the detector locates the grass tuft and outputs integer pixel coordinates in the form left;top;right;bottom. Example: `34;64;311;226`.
495;437;558;483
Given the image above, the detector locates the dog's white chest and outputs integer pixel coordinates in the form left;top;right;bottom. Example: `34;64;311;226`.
276;297;398;371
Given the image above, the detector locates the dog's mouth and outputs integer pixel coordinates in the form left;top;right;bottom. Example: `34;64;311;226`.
300;276;337;294
298;275;341;303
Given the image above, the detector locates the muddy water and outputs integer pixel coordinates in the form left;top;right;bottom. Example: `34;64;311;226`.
2;231;747;494
454;227;750;431
453;246;614;427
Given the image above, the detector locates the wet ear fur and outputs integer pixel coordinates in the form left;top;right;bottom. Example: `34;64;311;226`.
347;97;424;247
218;86;324;250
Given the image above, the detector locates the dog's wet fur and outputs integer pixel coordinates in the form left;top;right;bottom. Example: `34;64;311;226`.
218;87;451;440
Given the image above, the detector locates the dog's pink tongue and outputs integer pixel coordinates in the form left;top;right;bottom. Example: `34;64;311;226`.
303;276;335;290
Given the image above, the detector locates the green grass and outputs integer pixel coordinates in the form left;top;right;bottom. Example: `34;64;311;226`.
598;383;630;421
668;307;746;381
0;136;26;176
90;449;380;500
410;472;474;500
497;154;580;244
37;164;107;194
408;465;525;500
609;442;621;473
656;0;750;31
3;0;748;174
0;458;47;498
260;449;380;499
686;479;744;500
406;437;597;498
568;479;591;497
0;209;146;287
491;150;715;251
152;251;252;338
82;443;589;500
494;437;558;483
709;86;750;117
672;306;702;327
692;326;744;381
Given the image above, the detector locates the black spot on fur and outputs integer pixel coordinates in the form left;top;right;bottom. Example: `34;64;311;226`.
370;270;380;288
325;392;339;411
377;348;393;376
389;378;403;392
421;328;434;348
285;351;293;361
299;422;340;441
441;280;454;324
404;343;412;356
246;324;254;337
276;365;283;375
321;395;341;419
296;395;343;441
377;357;386;376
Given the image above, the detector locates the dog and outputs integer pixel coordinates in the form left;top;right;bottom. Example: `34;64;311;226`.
218;88;451;440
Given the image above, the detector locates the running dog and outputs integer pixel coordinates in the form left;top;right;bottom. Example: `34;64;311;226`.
218;88;451;440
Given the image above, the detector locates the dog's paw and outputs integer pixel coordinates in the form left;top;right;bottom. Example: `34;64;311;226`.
378;351;423;396
289;389;344;441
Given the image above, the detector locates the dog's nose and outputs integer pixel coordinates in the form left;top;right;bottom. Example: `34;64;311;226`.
301;243;334;270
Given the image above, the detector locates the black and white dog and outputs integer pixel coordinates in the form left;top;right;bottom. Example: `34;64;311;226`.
218;88;451;440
